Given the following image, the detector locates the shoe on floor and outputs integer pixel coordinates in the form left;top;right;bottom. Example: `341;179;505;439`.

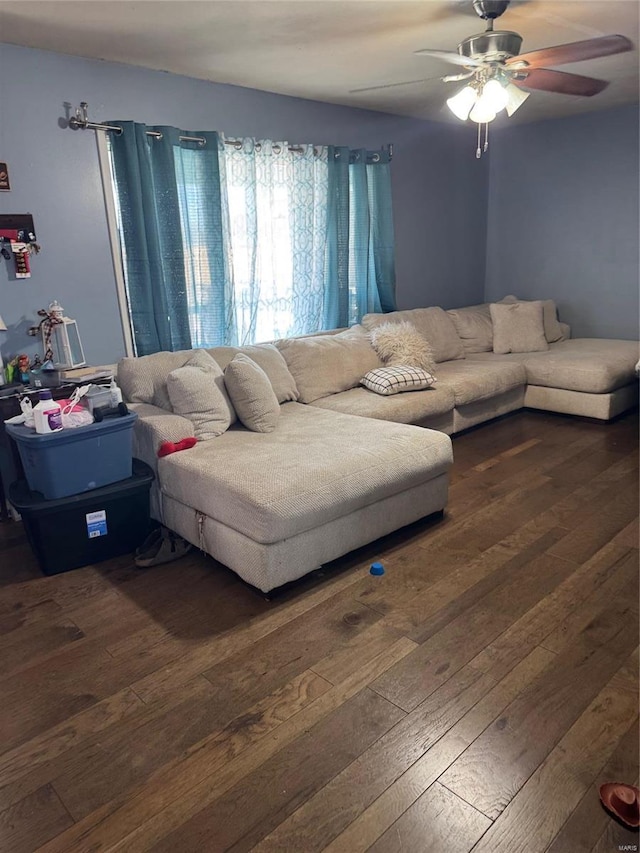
135;526;163;560
135;529;193;568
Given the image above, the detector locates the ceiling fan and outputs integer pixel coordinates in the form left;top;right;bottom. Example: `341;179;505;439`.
353;0;633;156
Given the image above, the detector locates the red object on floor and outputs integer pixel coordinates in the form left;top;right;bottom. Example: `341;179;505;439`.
157;437;198;458
599;782;640;828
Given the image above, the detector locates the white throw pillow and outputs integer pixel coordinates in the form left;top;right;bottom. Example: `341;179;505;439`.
224;353;280;433
167;350;236;440
369;321;437;374
490;302;549;354
361;365;436;396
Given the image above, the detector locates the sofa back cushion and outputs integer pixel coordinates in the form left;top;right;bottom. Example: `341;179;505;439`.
224;354;280;433
500;295;564;343
362;307;465;363
276;325;382;403
118;342;298;410
490;301;549;354
167;350;236;440
447;304;493;353
118;349;207;410
207;343;299;403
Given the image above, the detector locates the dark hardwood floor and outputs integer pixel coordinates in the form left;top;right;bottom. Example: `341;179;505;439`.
0;409;638;853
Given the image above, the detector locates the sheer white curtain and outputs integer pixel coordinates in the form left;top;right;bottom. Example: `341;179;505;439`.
220;139;329;344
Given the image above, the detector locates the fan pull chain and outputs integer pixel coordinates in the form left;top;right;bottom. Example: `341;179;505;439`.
475;123;490;159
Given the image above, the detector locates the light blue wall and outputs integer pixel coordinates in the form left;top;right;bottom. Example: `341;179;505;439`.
485;105;639;340
0;43;488;365
1;43;637;365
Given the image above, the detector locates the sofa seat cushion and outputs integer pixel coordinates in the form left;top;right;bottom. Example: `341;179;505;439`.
158;402;452;544
435;359;527;406
468;339;640;394
309;384;454;423
524;339;640;393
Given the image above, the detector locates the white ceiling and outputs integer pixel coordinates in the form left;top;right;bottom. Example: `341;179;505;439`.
1;0;638;125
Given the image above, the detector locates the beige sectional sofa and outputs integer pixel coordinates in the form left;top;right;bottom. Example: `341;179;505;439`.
117;298;638;592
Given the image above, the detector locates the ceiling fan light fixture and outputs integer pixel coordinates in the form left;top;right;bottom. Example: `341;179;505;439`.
446;85;478;121
469;95;497;123
482;79;509;112
503;82;530;116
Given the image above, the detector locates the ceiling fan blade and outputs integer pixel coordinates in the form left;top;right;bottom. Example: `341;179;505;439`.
513;68;609;96
349;76;442;94
505;34;633;70
413;48;484;67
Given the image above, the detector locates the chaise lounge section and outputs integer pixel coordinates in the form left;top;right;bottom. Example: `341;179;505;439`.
118;342;453;592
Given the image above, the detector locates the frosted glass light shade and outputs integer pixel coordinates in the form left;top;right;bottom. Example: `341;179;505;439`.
504;82;530;116
482;79;509;113
469;99;496;124
446;85;478;121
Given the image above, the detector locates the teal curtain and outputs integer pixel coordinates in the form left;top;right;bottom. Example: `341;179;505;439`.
172;133;236;347
108;123;232;354
367;151;396;314
108;125;395;353
324;146;396;329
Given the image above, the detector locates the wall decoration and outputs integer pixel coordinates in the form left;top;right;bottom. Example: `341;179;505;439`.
0;163;9;192
0;214;40;279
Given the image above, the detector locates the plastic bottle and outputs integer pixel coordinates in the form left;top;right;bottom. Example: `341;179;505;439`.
33;390;63;434
109;377;123;406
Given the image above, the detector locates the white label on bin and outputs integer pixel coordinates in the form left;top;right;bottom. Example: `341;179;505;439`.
86;510;108;539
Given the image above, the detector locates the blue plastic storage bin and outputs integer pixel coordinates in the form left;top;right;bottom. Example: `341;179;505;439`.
6;412;137;500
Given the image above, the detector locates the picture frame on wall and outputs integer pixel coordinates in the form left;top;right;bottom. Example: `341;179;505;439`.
0;163;9;192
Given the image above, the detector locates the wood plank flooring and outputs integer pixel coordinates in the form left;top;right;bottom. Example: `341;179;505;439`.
0;409;638;853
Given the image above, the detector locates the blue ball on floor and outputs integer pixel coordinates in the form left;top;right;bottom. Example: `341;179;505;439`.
370;562;385;576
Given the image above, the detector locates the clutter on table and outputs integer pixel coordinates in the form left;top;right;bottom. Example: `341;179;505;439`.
3;379;126;431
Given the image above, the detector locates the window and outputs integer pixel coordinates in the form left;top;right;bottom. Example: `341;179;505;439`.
105;126;395;355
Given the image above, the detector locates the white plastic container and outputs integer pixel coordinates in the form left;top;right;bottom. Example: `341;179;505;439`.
84;384;111;414
33;390;63;434
109;377;123;406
